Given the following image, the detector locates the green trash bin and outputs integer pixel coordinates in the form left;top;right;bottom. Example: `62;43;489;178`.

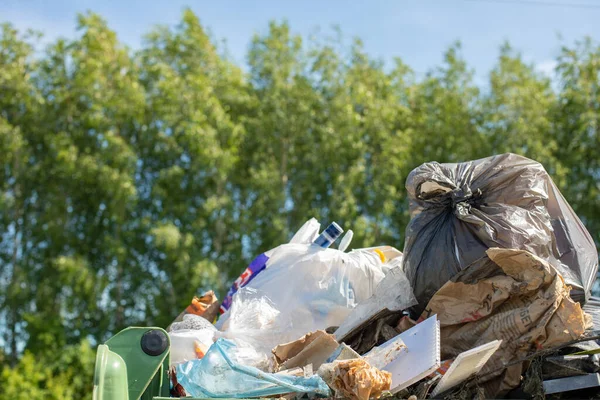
93;327;172;400
93;327;287;400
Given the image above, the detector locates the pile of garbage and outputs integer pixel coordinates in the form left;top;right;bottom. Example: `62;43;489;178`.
166;154;600;399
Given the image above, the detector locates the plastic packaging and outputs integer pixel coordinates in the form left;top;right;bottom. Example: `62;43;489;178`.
402;153;598;314
169;329;215;365
170;313;216;332
313;222;344;248
176;338;331;398
169;315;217;365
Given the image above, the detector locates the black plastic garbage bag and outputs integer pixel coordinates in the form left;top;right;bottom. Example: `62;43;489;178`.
402;153;598;314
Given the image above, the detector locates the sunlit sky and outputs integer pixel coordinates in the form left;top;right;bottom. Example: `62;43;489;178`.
2;0;600;82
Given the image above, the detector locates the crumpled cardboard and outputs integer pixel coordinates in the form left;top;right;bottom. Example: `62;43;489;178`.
168;290;219;331
272;330;339;371
420;248;591;396
322;359;392;400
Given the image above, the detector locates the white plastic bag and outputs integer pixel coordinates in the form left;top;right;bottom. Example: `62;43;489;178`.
249;244;387;323
217;219;397;353
220;218;321;313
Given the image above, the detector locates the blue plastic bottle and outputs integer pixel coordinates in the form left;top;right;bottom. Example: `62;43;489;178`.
313;222;344;248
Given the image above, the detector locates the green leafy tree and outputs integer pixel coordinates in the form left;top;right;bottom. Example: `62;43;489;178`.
137;9;250;326
553;38;600;242
0;22;42;366
483;43;564;181
1;9;600;400
410;43;487;164
0;340;95;400
22;13;144;352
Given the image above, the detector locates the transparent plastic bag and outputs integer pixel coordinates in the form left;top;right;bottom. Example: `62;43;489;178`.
176;338;331;398
216;287;294;368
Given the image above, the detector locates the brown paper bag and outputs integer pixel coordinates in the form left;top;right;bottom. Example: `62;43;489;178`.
420;248;591;396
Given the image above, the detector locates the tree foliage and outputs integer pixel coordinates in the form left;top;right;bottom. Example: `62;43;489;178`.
0;10;599;399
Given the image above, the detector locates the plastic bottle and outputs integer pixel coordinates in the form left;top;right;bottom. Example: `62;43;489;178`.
312;222;344;248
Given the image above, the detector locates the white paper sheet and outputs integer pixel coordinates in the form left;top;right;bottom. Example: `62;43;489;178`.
431;340;502;397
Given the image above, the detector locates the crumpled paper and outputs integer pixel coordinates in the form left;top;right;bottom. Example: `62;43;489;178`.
420;248;591;396
323;359;391;400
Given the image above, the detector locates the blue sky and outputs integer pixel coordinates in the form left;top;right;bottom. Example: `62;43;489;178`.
2;0;599;82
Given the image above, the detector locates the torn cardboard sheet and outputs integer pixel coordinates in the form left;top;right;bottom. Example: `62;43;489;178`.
324;359;392;400
272;330;339;371
431;340;502;397
421;248;591;396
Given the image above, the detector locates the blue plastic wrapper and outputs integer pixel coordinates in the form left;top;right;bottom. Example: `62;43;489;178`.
176;339;331;398
220;253;269;314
